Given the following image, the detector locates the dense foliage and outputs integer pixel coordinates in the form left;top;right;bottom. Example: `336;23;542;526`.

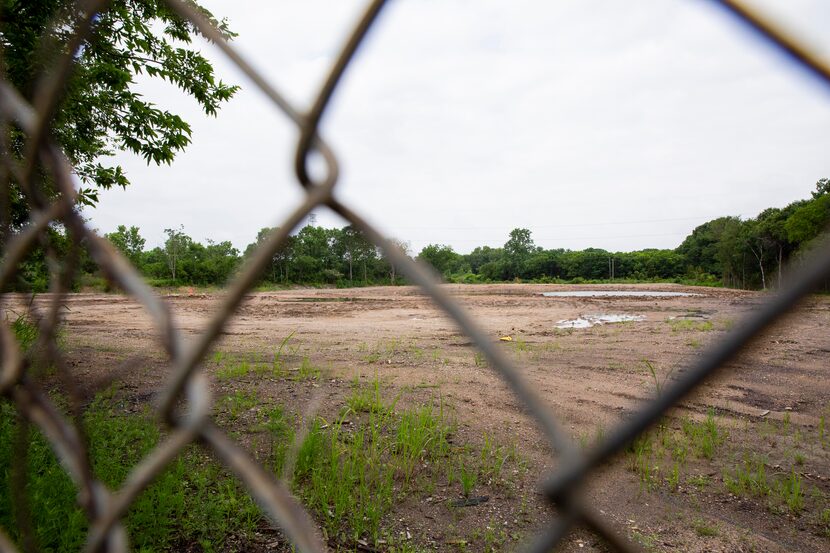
7;179;830;291
0;0;236;225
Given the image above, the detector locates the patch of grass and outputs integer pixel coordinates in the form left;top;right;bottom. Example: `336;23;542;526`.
0;396;261;552
668;319;714;332
293;400;454;546
667;462;681;491
777;469;804;514
458;458;478;497
630;529;659;552
292;356;321;381
259;406;294;476
395;403;452;485
473;351;487;368
642;359;674;396
346;374;396;415
627;432;658;491
479;434;514;483
681;409;725;459
364;351;382;364
10;312;39;352
724;454;770;497
272;330;295;372
221;390;258;420
511;337;530;353
482;520;508;552
820;508;830;537
294;413;393;544
688;474;710;490
216;359;250;381
361;337;422;365
7;308;61;374
693;518;719;537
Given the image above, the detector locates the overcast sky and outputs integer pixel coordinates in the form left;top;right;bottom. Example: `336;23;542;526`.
87;0;830;255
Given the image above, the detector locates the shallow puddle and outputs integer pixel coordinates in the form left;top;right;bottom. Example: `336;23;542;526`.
555;314;646;329
542;290;699;298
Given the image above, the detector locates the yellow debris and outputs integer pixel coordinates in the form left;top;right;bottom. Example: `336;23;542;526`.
499;336;513;342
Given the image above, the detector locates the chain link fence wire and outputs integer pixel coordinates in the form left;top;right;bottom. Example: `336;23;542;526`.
1;0;829;551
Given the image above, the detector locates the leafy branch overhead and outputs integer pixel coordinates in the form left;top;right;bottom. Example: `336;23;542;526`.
0;0;238;213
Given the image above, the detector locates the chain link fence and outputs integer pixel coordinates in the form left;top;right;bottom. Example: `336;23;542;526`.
1;0;829;551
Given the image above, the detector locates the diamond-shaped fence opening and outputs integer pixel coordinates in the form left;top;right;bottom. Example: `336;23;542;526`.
1;1;829;552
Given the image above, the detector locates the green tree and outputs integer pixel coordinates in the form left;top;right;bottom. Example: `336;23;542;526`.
386;238;410;285
244;227;294;283
163;225;190;282
417;244;461;279
677;217;745;286
811;177;830;199
199;239;239;284
465;246;502;274
1;0;237;229
104;225;145;266
293;225;329;282
504;228;535;279
339;225;362;284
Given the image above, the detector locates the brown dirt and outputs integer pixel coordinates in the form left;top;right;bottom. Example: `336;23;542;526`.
14;283;830;552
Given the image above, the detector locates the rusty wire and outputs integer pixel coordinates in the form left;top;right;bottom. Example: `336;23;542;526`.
1;0;829;552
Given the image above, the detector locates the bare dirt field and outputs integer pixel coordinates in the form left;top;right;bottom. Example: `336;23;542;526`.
19;283;830;552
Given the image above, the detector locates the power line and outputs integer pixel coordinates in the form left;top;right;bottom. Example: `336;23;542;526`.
388;213;753;231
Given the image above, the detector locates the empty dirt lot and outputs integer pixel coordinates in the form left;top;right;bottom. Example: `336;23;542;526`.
21;283;830;551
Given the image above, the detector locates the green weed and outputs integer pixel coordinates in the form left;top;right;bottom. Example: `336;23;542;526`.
668;319;714;332
0;397;261;552
216;360;250;380
293;400;453;546
630;530;659;551
346;375;395;414
395;404;452;485
724;454;769;497
777;470;804;514
668;462;680;491
478;434;513;482
9;312;39;353
820;508;830;537
681;409;725;459
260;406;293;475
642;359;673;396
627;433;658;491
689;474;710;489
221;390;258;420
693;519;719;537
292;356;320;381
459;459;477;497
512;337;530;353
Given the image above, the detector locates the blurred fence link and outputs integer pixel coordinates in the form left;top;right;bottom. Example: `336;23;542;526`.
1;0;829;551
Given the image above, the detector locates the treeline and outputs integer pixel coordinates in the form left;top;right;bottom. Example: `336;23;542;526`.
423;179;830;290
8;179;829;292
10;224;411;291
